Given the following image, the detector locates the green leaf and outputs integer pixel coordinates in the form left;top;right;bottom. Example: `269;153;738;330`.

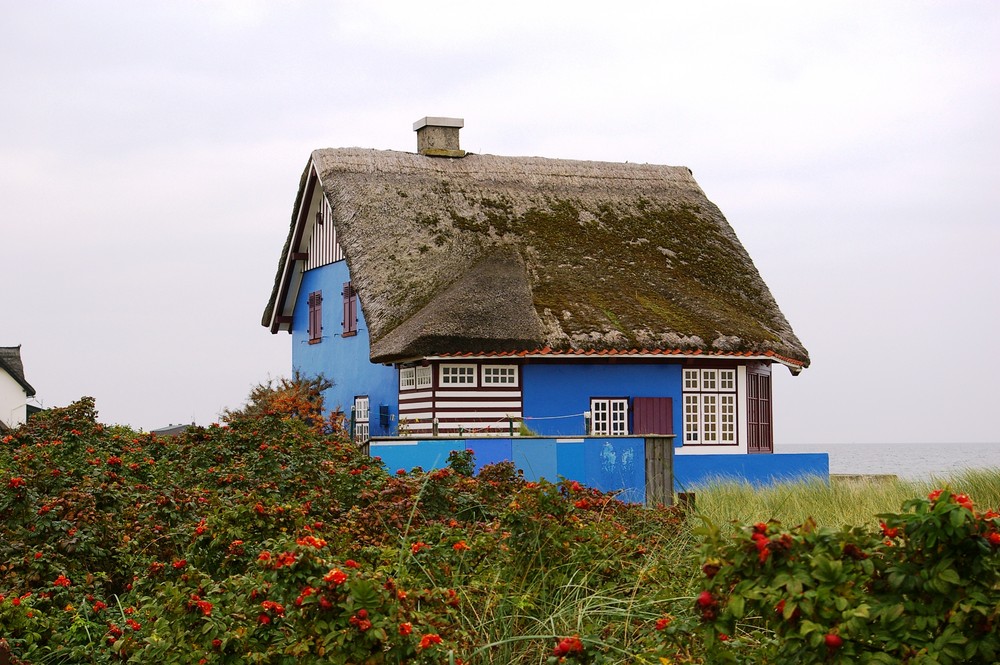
939;568;960;585
728;594;745;619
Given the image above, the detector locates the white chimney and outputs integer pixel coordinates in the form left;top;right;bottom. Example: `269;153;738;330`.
413;117;465;157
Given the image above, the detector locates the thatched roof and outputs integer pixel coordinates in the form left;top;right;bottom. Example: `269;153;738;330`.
264;149;809;371
0;345;35;396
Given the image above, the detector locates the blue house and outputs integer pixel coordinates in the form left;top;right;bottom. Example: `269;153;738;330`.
263;118;817;489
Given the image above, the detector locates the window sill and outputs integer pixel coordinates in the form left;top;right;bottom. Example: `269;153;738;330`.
308;339;322;345
342;331;357;338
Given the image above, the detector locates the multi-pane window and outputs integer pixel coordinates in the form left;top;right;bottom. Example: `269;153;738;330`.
482;365;518;386
683;368;737;445
590;398;629;436
440;365;476;386
415;366;432;388
399;367;415;390
307;291;322;344
353;396;369;443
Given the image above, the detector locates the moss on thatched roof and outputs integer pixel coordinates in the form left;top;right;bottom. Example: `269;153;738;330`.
264;149;809;370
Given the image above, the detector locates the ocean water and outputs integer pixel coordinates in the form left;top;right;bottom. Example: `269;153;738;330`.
778;442;1000;480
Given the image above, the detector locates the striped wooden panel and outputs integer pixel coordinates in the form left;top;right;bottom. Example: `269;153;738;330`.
397;362;523;436
305;194;344;270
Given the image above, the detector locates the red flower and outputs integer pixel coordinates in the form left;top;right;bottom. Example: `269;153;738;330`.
93;600;108;612
452;540;470;551
195;520;207;535
955;493;974;511
106;456;123;466
7;477;26;488
552;635;585;657
257;551;271;562
344;559;360;568
928;489;945;502
987;532;1000;547
196;600;213;616
718;633;730;642
172;559;187;569
53;574;71;587
212;638;222;649
258;613;271;625
399;622;413;636
411;541;429;554
418;633;442;649
295;535;327;549
655;616;672;630
324;568;348;585
752;522;768;534
880;522;899;538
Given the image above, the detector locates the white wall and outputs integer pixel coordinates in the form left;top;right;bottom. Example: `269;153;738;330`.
0;371;28;430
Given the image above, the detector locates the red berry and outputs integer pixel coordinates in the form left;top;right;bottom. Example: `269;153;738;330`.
825;633;843;650
696;591;715;607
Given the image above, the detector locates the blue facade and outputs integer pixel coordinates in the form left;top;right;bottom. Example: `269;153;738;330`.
521;362;683;436
292;262;397;436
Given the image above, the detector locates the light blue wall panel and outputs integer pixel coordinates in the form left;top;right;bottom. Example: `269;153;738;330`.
521;363;684;438
555;439;586;484
370;440;465;474
513;438;558;482
584;437;646;503
466;439;514;474
291;262;398;435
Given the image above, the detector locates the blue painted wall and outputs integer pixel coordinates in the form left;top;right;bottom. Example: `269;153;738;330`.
368;437;830;503
521;363;684;437
292;262;398;436
370;436;649;503
673;453;830;489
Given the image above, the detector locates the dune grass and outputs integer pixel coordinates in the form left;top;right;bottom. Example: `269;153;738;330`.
688;467;1000;528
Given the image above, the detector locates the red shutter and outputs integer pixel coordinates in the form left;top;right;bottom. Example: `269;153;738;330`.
308;291;322;343
632;397;673;435
342;282;357;337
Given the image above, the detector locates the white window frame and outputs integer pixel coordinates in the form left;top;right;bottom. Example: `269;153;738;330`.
399;367;415;390
353;395;370;443
683;369;737;445
415;365;432;388
440;364;477;387
590;398;629;436
482;365;518;386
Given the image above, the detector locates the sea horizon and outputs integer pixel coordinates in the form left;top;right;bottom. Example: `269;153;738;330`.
779;441;1000;480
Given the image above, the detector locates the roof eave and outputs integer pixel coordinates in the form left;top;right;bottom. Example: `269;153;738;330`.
263;160;319;334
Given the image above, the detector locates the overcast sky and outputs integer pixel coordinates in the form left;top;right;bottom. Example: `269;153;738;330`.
3;2;999;447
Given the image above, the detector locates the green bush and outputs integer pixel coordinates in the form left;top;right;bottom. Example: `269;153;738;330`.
693;490;1000;664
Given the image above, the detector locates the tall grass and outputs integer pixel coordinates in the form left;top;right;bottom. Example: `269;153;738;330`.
690;468;1000;528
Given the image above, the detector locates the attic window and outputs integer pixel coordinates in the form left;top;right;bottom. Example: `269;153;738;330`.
440;364;476;386
415;366;432;388
483;365;518;386
400;368;415;390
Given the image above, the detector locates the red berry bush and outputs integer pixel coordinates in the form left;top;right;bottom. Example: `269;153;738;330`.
1;385;688;664
693;490;1000;663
